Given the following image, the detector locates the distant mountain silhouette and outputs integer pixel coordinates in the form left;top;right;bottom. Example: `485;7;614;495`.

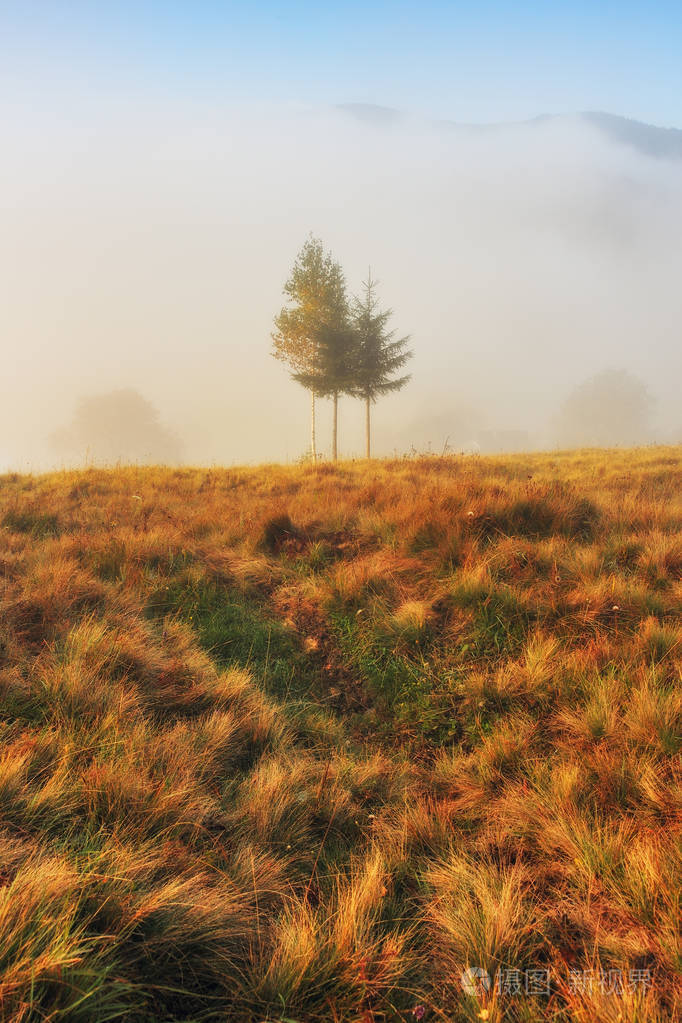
579;111;682;159
336;104;682;160
335;103;405;126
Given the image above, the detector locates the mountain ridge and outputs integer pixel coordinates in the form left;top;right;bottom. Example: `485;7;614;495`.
337;103;682;159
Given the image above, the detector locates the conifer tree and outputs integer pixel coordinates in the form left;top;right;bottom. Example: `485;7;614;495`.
272;236;347;463
352;272;412;458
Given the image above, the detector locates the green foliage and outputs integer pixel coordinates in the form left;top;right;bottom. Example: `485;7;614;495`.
351;272;412;403
292;321;357;399
272;235;348;382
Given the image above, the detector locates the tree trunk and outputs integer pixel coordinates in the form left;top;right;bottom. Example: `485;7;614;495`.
365;396;371;459
332;392;338;462
311;391;317;464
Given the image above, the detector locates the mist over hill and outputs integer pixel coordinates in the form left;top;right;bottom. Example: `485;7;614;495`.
339;104;682;161
2;97;681;468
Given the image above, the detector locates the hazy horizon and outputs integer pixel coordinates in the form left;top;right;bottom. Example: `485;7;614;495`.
3;3;682;470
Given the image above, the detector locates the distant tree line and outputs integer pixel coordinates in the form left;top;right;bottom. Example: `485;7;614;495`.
553;369;653;448
272;236;412;461
52;389;182;465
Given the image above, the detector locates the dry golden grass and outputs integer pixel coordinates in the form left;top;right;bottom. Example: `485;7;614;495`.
0;446;680;1021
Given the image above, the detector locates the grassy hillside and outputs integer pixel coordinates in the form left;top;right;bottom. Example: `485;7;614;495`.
0;448;680;1022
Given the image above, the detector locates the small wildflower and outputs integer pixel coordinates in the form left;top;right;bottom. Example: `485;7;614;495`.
412;1006;426;1021
478;1011;490;1021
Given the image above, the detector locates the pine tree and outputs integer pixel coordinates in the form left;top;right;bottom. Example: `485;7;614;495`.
352;272;412;458
272;236;347;463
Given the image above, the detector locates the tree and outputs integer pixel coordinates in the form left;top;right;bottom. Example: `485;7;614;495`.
51;389;182;464
554;369;653;448
292;321;357;461
352;272;412;458
272;236;348;463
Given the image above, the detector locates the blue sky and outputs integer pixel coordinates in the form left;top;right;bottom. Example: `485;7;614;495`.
3;1;682;126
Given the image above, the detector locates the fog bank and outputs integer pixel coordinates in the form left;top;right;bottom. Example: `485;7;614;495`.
2;95;681;469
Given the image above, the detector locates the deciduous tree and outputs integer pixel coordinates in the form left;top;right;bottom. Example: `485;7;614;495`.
272;236;348;462
293;322;357;461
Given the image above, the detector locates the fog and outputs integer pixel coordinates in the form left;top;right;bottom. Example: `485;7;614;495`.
3;91;682;470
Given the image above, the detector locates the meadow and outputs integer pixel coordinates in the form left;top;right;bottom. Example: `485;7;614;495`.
0;447;680;1022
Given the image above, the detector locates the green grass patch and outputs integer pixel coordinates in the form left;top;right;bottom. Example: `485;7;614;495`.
450;579;532;658
329;609;460;741
150;577;315;700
